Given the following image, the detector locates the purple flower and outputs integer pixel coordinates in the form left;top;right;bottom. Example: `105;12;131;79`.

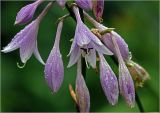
15;0;44;25
44;21;64;93
119;62;135;107
102;32;130;61
84;12;130;61
56;0;66;8
99;53;119;105
111;33;135;107
2;20;44;64
67;6;113;68
76;58;90;112
76;0;92;10
93;0;104;22
2;2;53;64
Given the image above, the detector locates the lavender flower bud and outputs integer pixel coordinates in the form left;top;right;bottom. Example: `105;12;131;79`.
126;60;150;87
76;0;92;10
56;0;66;8
15;0;44;25
99;53;119;105
93;0;104;22
44;21;64;93
119;62;135;107
111;33;135;107
76;58;90;112
102;32;130;61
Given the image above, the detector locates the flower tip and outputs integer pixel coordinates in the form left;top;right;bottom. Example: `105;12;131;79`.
14;21;19;26
67;63;71;68
129;102;135;108
1;47;10;53
1;49;5;53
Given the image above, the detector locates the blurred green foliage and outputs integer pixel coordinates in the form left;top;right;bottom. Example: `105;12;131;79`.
1;1;159;112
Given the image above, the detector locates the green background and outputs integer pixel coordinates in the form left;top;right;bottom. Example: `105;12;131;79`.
1;1;159;112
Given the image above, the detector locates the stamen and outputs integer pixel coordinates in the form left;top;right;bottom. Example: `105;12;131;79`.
84;56;89;68
17;62;26;68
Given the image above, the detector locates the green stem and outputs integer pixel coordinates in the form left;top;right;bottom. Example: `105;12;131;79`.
135;91;144;112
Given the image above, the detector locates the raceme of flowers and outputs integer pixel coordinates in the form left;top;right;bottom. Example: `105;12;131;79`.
2;0;150;112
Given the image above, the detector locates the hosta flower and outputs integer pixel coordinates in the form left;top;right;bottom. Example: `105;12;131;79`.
76;0;92;10
2;2;53;64
99;53;119;105
15;0;44;25
67;6;113;68
76;58;90;112
84;12;130;61
111;33;135;107
44;21;64;93
56;0;66;8
92;0;104;22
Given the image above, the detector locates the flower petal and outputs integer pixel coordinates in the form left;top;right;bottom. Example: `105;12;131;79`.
44;21;64;92
19;21;39;63
85;49;96;68
44;48;64;92
85;25;103;46
67;44;81;68
2;21;37;53
76;0;92;10
76;24;91;47
93;0;104;22
119;62;135;107
34;41;45;65
102;32;130;61
76;74;90;112
99;53;119;105
91;42;113;55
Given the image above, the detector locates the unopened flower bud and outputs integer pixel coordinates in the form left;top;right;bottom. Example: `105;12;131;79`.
92;0;104;22
15;0;44;25
44;21;64;93
99;53;119;105
76;58;90;112
126;60;150;87
76;0;92;10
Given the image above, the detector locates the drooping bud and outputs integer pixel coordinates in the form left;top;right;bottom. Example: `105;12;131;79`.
76;58;90;112
99;53;119;105
111;33;135;108
126;60;150;87
44;21;64;93
92;0;104;22
15;0;44;25
119;62;135;108
75;0;92;10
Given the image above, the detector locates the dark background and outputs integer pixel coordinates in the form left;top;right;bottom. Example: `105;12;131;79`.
1;1;159;112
